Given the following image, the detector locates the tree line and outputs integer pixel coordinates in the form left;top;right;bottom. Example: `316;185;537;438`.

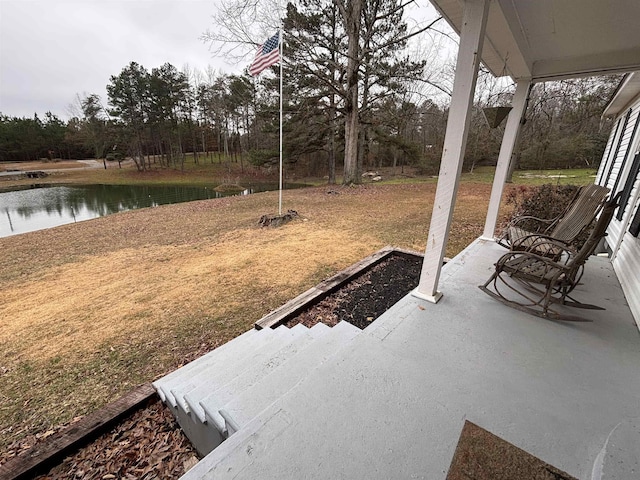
0;0;621;182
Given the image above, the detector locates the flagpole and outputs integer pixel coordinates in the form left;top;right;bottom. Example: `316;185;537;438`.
278;22;283;216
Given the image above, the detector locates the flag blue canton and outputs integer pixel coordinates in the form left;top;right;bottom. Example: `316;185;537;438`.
262;33;279;54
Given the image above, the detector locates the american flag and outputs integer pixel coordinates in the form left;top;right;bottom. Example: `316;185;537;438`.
249;32;280;76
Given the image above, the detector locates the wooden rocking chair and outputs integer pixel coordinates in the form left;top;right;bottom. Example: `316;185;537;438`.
480;192;620;322
498;184;610;257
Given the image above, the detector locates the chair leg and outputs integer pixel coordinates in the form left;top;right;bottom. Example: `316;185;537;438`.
481;268;499;289
541;283;555;317
479;269;593;322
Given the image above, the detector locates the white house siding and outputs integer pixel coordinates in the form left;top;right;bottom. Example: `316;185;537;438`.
612;198;640;328
598;75;640;328
599;102;640;250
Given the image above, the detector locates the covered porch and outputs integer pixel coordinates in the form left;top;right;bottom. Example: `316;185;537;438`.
413;0;640;321
168;0;640;477
182;238;639;479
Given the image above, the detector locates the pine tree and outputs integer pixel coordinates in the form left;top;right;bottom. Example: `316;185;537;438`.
107;62;150;171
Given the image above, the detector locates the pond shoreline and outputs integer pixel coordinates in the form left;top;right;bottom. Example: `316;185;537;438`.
0;182;309;238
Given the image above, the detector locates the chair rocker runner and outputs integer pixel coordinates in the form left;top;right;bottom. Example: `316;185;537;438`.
498;184;610;257
480;192;621;322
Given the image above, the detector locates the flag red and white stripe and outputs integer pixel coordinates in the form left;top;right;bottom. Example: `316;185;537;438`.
249;32;280;76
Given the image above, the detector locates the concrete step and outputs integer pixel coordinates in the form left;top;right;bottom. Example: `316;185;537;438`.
157;325;308;456
172;325;309;419
197;323;332;434
153;326;273;405
211;321;361;437
179;321;362;480
161;325;291;408
182;403;296;479
153;328;257;401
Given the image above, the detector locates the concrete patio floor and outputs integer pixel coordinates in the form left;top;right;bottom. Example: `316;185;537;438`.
185;238;639;479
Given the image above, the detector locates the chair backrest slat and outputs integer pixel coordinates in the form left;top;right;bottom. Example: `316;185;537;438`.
550;184;610;243
567;192;621;272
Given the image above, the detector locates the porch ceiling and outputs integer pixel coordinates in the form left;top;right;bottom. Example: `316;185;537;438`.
431;0;640;82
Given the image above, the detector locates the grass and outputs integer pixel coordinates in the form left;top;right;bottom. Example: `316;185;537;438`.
0;158;597;456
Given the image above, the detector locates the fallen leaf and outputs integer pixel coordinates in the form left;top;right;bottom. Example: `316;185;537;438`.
183;455;199;472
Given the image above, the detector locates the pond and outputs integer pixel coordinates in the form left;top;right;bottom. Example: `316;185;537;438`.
0;183;305;238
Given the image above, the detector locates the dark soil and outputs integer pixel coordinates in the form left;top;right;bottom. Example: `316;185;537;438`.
286;254;422;330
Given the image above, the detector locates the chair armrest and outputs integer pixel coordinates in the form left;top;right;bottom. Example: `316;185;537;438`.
512;234;575;260
495;250;570;273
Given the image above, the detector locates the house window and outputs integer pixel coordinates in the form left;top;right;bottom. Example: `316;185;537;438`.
603;109;632;188
617;153;640;221
598;117;623;185
612;111;640;196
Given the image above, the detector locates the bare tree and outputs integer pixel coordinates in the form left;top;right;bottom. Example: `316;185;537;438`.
201;0;282;62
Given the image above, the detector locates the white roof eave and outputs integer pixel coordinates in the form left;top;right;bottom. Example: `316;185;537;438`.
602;72;640;118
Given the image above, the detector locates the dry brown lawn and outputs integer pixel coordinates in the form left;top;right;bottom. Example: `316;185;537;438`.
0;181;505;455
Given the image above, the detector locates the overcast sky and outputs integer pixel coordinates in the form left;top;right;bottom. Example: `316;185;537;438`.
0;0;443;120
0;0;240;119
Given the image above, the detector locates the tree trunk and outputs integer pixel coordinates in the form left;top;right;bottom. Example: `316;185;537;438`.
202;130;207;162
341;0;362;185
238;133;245;173
505;151;521;183
178;135;185;172
344;107;359;184
192;125;199;165
328;5;338;185
134;131;145;171
392;146;399;174
357;127;365;175
328;99;337;185
358;49;370;175
223;130;230;172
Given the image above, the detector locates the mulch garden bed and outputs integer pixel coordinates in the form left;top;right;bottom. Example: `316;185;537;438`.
286;253;422;330
4;253;422;479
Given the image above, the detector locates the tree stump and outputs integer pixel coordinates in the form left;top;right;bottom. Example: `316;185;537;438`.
258;210;299;227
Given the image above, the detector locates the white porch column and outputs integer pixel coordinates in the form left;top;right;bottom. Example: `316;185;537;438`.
413;0;489;303
481;79;532;240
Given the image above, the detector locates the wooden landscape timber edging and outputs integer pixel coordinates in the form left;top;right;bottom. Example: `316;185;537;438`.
255;246;426;330
0;383;156;480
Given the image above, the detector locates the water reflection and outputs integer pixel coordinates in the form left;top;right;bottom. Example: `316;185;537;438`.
0;183;287;238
